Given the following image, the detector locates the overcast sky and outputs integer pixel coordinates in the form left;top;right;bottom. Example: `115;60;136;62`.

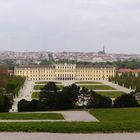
0;0;140;53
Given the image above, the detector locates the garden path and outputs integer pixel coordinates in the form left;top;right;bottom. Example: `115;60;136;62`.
0;133;140;140
9;80;34;112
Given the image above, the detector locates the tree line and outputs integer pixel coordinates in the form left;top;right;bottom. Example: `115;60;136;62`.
0;65;25;112
18;82;139;112
109;72;140;92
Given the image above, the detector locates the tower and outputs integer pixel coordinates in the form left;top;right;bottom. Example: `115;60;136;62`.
103;46;105;54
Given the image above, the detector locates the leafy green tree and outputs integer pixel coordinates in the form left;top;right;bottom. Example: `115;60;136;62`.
3;95;11;112
18;99;30;112
114;94;138;108
41;82;59;92
0;90;11;112
0;92;4;111
39;83;79;110
87;91;112;108
63;84;80;107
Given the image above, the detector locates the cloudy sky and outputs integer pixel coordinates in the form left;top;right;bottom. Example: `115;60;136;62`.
0;0;140;53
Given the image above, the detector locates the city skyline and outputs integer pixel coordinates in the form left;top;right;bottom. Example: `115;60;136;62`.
0;48;140;55
0;0;140;53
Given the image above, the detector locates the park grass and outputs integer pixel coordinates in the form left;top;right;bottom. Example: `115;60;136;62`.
35;81;62;84
80;85;115;90
32;92;40;99
75;81;103;84
32;91;125;99
89;108;140;122
33;85;63;90
96;91;125;98
0;113;64;120
1;108;140;132
0;121;140;133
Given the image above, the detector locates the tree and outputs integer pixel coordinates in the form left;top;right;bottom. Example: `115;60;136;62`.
78;87;89;108
62;84;79;108
41;82;59;92
18;99;30;112
28;100;41;111
39;84;79;111
87;91;112;108
0;92;4;111
18;83;80;111
0;90;11;112
3;95;11;112
114;94;138;108
61;89;78;109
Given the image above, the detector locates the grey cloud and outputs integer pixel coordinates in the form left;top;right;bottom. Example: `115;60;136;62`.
0;0;140;53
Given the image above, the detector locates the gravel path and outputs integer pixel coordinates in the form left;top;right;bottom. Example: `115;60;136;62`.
10;80;34;112
55;80;133;94
101;80;133;93
0;133;140;140
57;111;99;122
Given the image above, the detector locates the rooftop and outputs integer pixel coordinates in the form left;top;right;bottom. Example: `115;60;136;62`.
16;64;114;69
118;68;140;73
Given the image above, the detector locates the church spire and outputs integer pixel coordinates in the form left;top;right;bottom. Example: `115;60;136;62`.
103;46;105;54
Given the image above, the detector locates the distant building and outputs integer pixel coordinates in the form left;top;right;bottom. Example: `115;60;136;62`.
7;70;14;75
118;68;140;77
0;70;14;75
98;46;106;55
14;63;116;81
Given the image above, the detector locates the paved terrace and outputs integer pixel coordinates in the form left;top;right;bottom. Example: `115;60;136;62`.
0;133;140;140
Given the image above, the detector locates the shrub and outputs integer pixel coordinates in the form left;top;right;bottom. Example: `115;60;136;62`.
18;99;30;112
0;91;11;112
87;92;112;108
114;94;138;108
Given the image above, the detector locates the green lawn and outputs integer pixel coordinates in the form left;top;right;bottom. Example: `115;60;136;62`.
80;85;115;90
35;81;62;84
32;91;125;99
89;108;140;122
75;81;102;84
96;91;125;98
32;92;40;99
1;108;140;132
33;85;63;90
0;113;64;120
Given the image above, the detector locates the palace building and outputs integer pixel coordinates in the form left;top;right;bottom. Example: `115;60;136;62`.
14;63;116;81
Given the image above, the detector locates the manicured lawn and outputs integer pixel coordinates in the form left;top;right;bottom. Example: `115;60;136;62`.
75;81;102;84
89;108;140;122
35;81;62;84
0;113;64;120
96;91;125;98
33;85;44;90
32;91;124;100
32;92;40;99
1;108;140;132
80;85;115;90
33;85;63;90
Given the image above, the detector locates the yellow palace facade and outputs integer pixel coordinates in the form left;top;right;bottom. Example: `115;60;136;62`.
14;63;116;81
